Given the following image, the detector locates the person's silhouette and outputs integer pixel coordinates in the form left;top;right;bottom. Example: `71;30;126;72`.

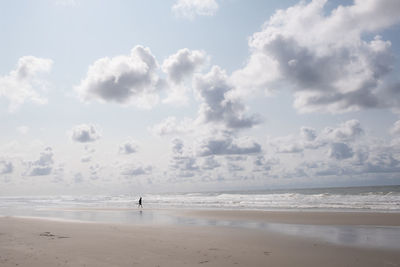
138;197;143;208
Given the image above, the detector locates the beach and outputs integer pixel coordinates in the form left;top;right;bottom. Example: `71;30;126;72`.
1;210;400;267
180;209;400;226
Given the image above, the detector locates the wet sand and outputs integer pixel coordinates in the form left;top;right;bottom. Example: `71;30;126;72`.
179;209;400;226
1;210;400;267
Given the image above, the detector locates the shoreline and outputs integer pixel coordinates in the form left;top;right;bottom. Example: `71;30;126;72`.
4;207;399;225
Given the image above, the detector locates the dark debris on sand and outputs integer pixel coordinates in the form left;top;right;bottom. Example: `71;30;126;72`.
39;232;70;239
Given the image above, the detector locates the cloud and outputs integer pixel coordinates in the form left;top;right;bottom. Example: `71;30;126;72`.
170;155;199;174
200;156;220;170
272;126;321;154
172;0;218;19
172;138;184;154
84;145;96;153
313;164;342;177
0;160;13;175
262;116;400;179
89;164;101;180
197;133;261;157
71;124;101;143
273;120;364;154
150;116;194;136
364;150;400;174
81;145;95;163
0;56;52;112
75;46;161;109
226;155;247;162
328;142;354;160
312;145;400;177
228;162;244;172
52;164;65;183
194;66;261;129
271;122;400;179
119;159;152;177
122;165;152;176
253;156;279;172
274;136;305;154
119;140;139;154
352;147;369;166
26;147;54;176
162;49;207;105
232;0;400;113
169;138;199;178
163;48;207;84
300;127;317;142
390;120;400;135
322;120;364;142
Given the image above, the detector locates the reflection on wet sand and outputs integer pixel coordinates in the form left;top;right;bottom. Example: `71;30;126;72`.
1;208;400;250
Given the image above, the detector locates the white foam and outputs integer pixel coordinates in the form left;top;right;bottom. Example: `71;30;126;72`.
1;188;400;212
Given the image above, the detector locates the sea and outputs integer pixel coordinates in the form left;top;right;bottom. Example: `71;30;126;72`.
1;185;399;213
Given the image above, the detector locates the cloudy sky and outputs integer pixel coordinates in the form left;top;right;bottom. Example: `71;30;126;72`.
1;0;400;195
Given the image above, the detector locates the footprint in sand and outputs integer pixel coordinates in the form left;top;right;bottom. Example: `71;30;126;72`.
39;232;70;239
40;232;55;237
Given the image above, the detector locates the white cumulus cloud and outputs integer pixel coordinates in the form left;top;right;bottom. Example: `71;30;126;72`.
162;49;207;104
197;133;261;157
75;46;161;109
194;66;261;129
0;56;52;112
119;140;139;154
25;147;54;176
163;48;207;84
0;160;13;175
322;119;364;142
232;0;400;113
169;138;199;178
70;124;101;143
271;120;364;156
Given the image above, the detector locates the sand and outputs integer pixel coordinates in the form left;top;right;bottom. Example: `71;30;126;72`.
179;209;400;226
1;211;400;267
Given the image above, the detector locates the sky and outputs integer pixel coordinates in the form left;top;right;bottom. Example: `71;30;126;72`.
1;0;400;195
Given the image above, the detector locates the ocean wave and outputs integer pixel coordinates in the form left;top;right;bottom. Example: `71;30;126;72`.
1;186;400;212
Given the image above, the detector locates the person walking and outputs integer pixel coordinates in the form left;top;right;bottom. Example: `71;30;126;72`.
138;196;143;208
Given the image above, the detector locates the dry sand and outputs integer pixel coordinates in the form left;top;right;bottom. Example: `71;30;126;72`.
1;212;400;267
